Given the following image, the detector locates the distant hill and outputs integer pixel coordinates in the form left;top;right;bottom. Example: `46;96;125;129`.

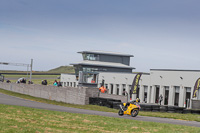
0;66;75;74
47;66;75;73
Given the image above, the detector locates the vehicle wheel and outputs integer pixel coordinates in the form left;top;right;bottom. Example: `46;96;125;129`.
131;109;139;117
118;110;124;116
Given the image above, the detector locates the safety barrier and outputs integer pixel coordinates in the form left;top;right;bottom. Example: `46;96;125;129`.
89;97;200;114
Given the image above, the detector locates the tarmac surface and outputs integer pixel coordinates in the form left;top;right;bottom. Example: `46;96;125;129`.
0;93;200;127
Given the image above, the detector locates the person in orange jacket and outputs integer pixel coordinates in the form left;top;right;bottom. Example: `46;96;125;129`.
99;86;106;93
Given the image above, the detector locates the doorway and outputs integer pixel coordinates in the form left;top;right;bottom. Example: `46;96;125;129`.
174;86;180;106
164;86;169;105
116;84;119;95
155;86;160;103
144;86;148;103
110;84;113;94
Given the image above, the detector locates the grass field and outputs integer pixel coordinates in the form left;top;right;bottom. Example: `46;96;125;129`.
0;88;200;122
0;65;74;74
0;104;200;133
3;74;59;78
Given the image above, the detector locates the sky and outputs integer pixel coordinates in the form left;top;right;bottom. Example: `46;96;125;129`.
0;0;200;72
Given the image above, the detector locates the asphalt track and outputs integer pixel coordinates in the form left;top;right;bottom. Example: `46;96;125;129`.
0;93;200;127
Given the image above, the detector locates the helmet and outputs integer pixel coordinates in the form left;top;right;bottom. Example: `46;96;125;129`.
136;98;140;102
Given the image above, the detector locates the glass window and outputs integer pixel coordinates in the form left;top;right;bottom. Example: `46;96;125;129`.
82;54;99;61
83;67;98;72
105;84;108;89
116;84;119;95
82;72;98;84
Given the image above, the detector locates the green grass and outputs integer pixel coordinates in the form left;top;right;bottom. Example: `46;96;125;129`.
0;88;200;122
48;65;75;73
139;111;200;122
3;74;59;78
0;104;200;133
0;65;75;74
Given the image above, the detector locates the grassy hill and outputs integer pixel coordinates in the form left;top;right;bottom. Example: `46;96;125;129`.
47;66;75;73
0;66;75;74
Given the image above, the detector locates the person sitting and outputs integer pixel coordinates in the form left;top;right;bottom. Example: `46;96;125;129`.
57;81;62;87
91;79;95;83
130;98;140;105
28;81;33;84
21;78;26;84
53;80;58;86
6;80;11;83
41;80;47;85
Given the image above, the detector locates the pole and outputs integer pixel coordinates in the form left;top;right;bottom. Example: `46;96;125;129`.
30;59;33;82
27;66;29;79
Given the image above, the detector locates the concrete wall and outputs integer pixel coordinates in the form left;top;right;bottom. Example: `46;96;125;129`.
0;82;127;105
0;82;98;105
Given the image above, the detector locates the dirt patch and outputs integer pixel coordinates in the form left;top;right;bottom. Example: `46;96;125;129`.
10;125;18;128
83;119;93;123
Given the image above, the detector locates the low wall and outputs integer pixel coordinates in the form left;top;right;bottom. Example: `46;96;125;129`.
192;100;200;109
0;82;98;105
99;93;127;103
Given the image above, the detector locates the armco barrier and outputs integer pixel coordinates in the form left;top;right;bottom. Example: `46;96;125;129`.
151;105;160;112
89;97;122;109
0;82;98;105
160;106;168;112
89;98;200;115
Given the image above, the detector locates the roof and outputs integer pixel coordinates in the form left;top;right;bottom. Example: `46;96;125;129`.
78;50;134;57
70;60;135;69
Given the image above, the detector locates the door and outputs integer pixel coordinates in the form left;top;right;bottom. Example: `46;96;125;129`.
110;84;113;94
164;86;169;105
174;86;180;106
155;86;160;103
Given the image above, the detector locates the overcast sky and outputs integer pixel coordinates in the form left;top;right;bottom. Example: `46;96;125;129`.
0;0;200;72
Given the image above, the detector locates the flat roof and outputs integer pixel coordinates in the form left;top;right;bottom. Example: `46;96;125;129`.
150;69;200;72
71;60;135;69
78;50;134;57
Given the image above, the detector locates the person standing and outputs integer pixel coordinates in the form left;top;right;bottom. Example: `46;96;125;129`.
159;94;163;105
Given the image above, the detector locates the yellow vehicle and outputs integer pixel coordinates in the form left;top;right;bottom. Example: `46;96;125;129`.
118;99;141;117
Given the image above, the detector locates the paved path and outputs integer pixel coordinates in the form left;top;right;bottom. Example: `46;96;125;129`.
0;93;200;127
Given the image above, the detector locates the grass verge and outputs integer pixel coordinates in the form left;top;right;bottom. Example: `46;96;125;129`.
0;104;200;133
0;88;200;122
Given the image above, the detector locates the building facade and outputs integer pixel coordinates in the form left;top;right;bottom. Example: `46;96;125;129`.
61;51;200;109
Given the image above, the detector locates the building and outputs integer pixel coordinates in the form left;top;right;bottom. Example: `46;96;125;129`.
61;51;200;109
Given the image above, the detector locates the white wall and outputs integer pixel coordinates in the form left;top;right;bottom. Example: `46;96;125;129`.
61;70;200;108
